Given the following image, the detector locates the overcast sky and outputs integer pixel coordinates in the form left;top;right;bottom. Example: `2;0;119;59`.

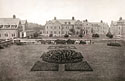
0;0;125;25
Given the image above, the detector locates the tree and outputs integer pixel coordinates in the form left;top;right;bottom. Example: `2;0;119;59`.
33;32;39;38
106;30;113;38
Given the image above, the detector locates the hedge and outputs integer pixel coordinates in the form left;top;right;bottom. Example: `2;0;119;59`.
107;42;121;47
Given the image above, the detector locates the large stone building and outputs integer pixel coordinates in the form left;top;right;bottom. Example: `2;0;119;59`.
44;17;84;37
110;17;125;38
89;21;109;35
43;17;109;37
0;15;27;39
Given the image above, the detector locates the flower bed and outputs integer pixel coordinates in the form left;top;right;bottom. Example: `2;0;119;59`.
41;50;83;64
65;61;93;71
31;61;59;71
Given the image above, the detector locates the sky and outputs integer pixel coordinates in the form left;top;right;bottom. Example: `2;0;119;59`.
0;0;125;25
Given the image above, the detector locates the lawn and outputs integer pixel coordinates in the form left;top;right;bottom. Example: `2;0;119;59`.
0;40;124;81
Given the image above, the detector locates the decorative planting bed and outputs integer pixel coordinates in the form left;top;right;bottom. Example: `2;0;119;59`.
65;61;93;71
31;61;59;71
48;46;77;49
41;50;83;64
31;49;93;71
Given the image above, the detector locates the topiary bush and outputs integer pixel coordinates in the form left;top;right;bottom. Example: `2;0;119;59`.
79;40;86;44
79;34;83;38
66;39;75;44
92;34;99;38
41;50;83;64
64;34;69;38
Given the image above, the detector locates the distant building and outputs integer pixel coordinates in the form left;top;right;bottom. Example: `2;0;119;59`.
43;17;109;37
44;17;86;37
110;17;125;38
90;21;109;35
0;15;27;39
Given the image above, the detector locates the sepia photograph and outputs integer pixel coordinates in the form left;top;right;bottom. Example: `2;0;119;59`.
0;0;125;81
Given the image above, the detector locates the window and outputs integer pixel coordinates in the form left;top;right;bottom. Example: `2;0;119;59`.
12;33;15;37
0;25;3;28
51;31;53;34
5;33;8;37
0;34;1;37
47;26;48;29
11;25;17;28
59;31;60;34
54;26;56;29
59;26;60;29
68;22;70;24
51;26;53;29
62;31;64;34
46;31;48;34
66;26;69;29
54;31;56;34
65;22;67;24
4;25;10;28
68;26;69;29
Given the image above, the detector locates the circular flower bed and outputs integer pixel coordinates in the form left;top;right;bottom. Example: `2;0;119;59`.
42;50;83;64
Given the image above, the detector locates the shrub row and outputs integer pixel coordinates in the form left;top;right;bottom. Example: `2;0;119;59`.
107;42;121;47
39;39;86;44
0;40;13;49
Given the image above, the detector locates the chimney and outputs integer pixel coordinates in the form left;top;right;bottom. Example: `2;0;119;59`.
72;16;75;20
54;17;56;20
119;17;122;21
13;15;16;19
85;19;88;22
100;20;103;23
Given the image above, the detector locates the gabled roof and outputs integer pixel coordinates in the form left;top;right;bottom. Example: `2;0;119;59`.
50;19;77;25
0;18;27;25
21;20;27;25
0;18;20;25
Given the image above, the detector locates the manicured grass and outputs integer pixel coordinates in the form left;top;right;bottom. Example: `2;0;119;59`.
31;61;59;71
0;40;124;81
65;61;93;71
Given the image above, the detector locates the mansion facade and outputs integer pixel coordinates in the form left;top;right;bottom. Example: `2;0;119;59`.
110;17;125;38
0;15;27;39
43;17;109;37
